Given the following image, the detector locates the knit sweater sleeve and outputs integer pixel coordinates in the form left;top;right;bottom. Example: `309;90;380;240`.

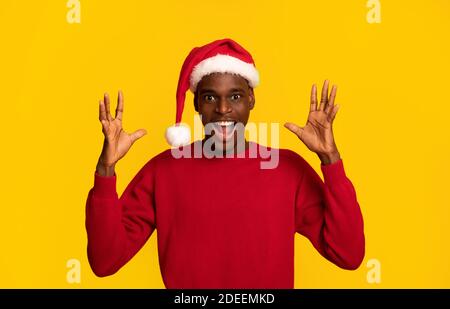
295;158;365;270
85;160;156;277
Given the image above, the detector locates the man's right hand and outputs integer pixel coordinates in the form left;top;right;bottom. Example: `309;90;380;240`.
96;91;147;177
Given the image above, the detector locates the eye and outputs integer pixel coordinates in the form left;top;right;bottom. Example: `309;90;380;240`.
203;95;216;102
230;94;241;101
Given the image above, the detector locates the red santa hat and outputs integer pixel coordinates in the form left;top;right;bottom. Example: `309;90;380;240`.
165;38;260;147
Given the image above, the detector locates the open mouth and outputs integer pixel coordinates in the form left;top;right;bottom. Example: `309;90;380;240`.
211;121;237;140
215;120;236;127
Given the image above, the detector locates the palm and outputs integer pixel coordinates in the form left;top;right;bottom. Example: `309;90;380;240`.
285;80;340;155
98;91;147;167
301;110;335;153
101;119;133;164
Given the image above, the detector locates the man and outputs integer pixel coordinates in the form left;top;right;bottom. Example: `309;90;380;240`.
86;38;365;288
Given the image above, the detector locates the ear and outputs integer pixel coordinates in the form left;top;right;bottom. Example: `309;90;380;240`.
194;91;199;112
248;88;255;110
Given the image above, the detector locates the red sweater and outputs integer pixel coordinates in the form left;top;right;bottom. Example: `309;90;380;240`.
85;142;365;288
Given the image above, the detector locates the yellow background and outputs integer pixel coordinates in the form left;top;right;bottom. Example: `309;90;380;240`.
0;0;449;288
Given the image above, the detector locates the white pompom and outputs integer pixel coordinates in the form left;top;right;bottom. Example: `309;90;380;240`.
165;124;191;147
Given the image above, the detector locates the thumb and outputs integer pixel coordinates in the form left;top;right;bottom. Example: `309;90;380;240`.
130;129;147;144
284;122;304;139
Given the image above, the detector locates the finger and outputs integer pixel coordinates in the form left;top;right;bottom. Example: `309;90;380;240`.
284;122;304;139
325;85;337;113
100;119;109;133
329;104;340;122
319;79;329;111
130;129;147;144
310;84;317;112
115;90;124;121
104;93;113;121
99;100;107;121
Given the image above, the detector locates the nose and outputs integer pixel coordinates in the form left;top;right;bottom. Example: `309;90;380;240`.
215;98;232;115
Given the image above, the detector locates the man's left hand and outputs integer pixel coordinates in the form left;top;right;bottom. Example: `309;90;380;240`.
284;79;341;165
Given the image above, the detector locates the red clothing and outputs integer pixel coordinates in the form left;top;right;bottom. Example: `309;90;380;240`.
85;142;364;288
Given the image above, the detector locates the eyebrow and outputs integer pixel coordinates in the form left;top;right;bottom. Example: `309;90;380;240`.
229;88;247;93
198;87;247;95
198;89;217;95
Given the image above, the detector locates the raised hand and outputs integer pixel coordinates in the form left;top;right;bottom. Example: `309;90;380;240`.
284;80;341;165
96;91;147;176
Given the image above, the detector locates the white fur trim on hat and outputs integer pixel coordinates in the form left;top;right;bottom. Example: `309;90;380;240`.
189;54;260;92
165;124;191;147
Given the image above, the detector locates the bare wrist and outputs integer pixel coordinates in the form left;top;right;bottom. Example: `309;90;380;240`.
318;151;341;165
96;161;116;177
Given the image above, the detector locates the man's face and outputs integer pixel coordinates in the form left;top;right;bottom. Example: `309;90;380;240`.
194;73;255;142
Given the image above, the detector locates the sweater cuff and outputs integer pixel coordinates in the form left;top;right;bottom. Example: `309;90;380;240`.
93;171;118;199
320;159;347;184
